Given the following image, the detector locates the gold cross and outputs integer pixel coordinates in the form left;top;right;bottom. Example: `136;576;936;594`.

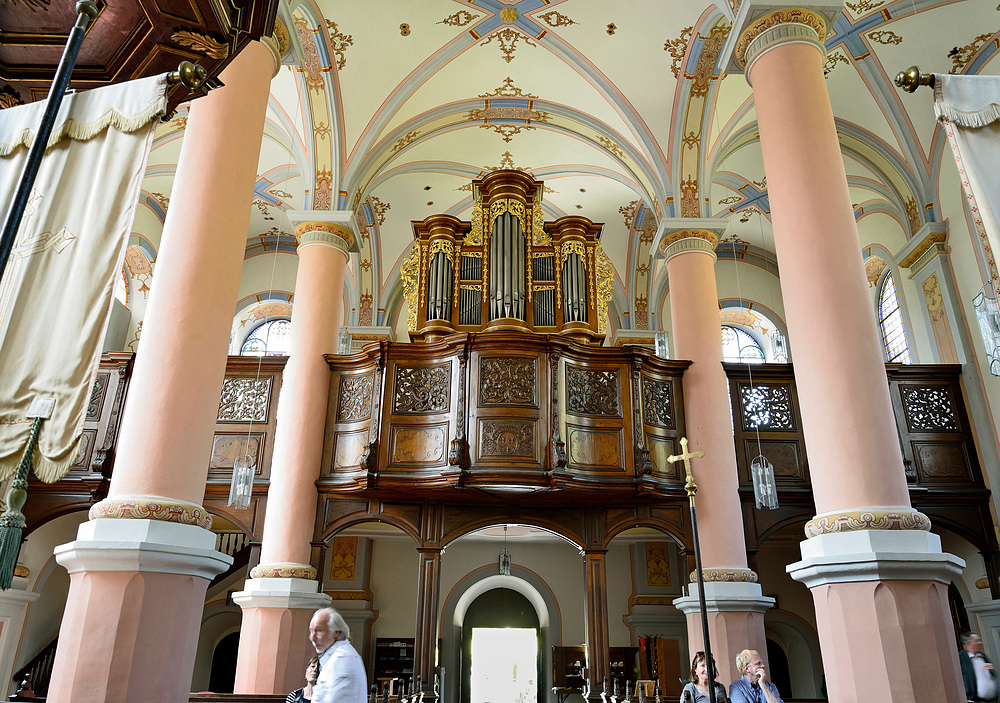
667;436;705;499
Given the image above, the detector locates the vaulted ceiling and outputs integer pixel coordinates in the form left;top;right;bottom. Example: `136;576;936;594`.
118;0;998;347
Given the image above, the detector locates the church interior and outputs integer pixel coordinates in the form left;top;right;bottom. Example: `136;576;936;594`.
3;1;1000;702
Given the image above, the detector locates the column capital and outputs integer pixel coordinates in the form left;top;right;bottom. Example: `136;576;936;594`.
260;19;290;78
721;2;842;76
286;209;359;253
896;221;949;271
653;217;727;263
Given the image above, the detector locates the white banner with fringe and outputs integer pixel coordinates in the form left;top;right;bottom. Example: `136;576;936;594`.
0;74;167;482
935;73;1000;294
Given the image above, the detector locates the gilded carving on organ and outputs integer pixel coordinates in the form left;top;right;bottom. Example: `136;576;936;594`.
338;374;374;421
480;357;536;405
566;367;620;416
393;364;451;413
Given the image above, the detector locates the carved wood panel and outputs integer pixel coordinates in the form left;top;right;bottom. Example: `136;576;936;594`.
217;377;273;423
330;430;370;473
87;373;110;421
389;423;450;466
479;357;537;406
566;366;621;417
208;433;265;476
641;378;673;428
566;425;624;470
393;364;452;414
338;372;374;422
478;419;535;458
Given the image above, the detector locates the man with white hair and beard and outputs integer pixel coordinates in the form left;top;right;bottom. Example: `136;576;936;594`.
308;607;368;703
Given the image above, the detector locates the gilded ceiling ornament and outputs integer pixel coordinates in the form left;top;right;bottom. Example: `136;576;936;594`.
720;233;749;246
499;7;519;22
399;23;410;36
370;196;390;226
469;105;549;123
480;77;538;99
391;129;420;152
240;302;292;328
949;33;994;74
619;200;639;231
679;177;699;218
325;20;354;70
150;192;170;212
315;122;331;139
639;212;657;244
455;183;473;192
751;176;766;190
898;231;947;268
481;27;536;63
0;85;24;109
718;195;741;205
486;124;533;142
484;150;529;172
845;0;885;13
170;30;229;59
438;10;479;27
1;0;50;10
738;205;764;223
867;30;902;46
824;52;849;77
294;17;325;93
690;24;729;97
664;27;693;79
904;197;921;233
315;169;333;210
538;10;576;28
127;321;143;352
606;23;616;36
682;131;699;150
272;19;290;58
922;273;945;322
596;135;625;160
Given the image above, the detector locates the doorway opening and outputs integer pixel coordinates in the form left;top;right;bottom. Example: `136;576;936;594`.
471;628;538;703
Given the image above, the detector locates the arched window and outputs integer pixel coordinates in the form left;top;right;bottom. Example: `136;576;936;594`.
240;319;291;356
878;273;911;363
721;325;764;363
115;267;129;308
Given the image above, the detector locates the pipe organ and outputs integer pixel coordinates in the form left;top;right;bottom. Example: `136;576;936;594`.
403;170;612;343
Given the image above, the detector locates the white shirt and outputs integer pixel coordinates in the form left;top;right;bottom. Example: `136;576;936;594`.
970;652;998;701
313;639;368;703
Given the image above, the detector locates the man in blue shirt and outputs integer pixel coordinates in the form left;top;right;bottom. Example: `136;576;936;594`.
728;649;783;703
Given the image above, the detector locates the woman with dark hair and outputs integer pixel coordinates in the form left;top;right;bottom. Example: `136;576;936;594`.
286;656;320;703
680;651;727;703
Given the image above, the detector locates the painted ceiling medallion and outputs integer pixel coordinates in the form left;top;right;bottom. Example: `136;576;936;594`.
499;7;519;22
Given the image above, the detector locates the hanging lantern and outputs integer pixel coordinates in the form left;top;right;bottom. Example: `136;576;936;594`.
750;454;778;510
498;525;512;576
228;454;255;510
769;329;788;363
338;326;353;355
654;330;669;359
974;286;1000;376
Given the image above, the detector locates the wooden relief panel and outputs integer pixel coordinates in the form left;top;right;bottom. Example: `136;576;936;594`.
333;430;369;472
739;383;795;431
642;378;673;428
338;373;374;422
913;442;970;480
567;427;622;468
209;433;264;473
644;542;672;586
87;373;110;421
390;424;448;465
648;438;678;478
70;428;97;471
217;377;272;423
900;386;959;432
479;420;534;458
329;536;358;580
566;366;621;417
393;363;451;414
479;357;537;406
744;440;804;481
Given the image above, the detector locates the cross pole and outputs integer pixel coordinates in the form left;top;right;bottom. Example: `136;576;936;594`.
667;437;717;703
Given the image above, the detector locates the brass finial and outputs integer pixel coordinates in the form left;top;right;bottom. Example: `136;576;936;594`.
167;61;208;90
894;66;935;93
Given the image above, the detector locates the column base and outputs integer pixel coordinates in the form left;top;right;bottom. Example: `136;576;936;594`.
787;529;965;702
232;577;332;694
673;581;774;685
48;518;233;703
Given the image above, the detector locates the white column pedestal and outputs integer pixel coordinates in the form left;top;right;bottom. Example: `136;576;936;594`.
232;577;332;610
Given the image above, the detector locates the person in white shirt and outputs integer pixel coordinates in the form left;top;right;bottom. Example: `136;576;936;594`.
961;632;998;702
309;607;368;703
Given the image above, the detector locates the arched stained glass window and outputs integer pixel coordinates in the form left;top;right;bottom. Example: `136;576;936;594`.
240;319;291;356
722;325;764;363
878;273;911;364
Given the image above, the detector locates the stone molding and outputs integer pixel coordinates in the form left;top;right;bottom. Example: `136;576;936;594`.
54;518;232;579
787;528;964;588
896;222;949;269
906;243;949;279
804;507;931;538
297;227;353;254
250;562;318;580
232;576;332;610
688;566;758;583
673;580;774;614
89;495;213;529
659;233;718;264
737;8;827;71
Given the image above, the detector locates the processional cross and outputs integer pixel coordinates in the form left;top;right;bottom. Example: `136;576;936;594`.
666;437;718;703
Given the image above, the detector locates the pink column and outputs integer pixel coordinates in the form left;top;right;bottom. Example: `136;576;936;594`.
660;222;771;686
233;214;353;694
48;40;279;703
727;6;964;700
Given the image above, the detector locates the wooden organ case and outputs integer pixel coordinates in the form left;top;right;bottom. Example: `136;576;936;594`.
403;170;613;344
